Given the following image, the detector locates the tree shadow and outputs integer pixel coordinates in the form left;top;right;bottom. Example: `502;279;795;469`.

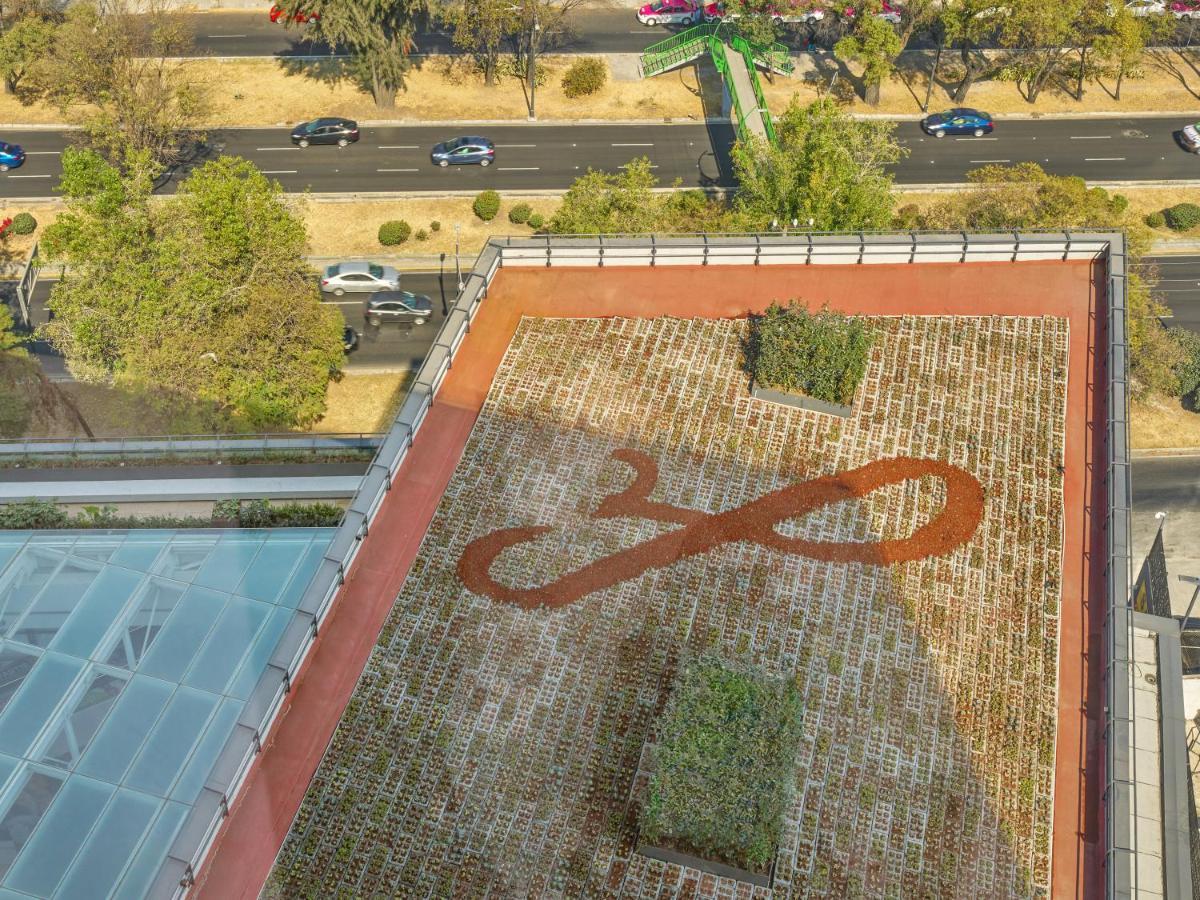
801;50;860;103
1147;47;1200;101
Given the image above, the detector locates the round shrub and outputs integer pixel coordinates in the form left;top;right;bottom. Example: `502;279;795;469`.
562;57;607;98
473;190;501;222
430;220;441;232
1164;202;1200;231
1145;210;1166;229
378;220;411;245
527;213;544;231
416;228;429;241
508;203;532;225
10;212;37;235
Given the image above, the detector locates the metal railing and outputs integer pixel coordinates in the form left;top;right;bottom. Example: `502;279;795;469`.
0;432;384;459
13;242;38;329
152;231;1128;900
639;22;719;77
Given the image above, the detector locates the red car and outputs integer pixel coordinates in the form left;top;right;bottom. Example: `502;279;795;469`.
269;5;319;24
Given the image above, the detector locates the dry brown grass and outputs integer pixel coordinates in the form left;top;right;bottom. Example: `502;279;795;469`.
312;372;410;434
0;204;61;269
1132;396;1200;450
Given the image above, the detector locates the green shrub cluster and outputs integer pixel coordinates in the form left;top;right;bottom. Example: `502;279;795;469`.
378;220;411;245
416;228;429;241
10;212;36;235
1164;202;1200;231
0;498;344;530
747;302;873;406
430;220;441;232
641;655;803;871
1171;326;1200;410
508;203;532;224
473;190;501;222
1145;210;1166;229
527;213;544;231
561;57;607;98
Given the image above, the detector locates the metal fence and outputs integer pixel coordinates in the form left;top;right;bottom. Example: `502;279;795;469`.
13;242;37;328
0;432;384;459
152;231;1128;899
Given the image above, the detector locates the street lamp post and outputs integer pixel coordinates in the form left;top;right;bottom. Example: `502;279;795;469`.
454;223;463;292
527;4;541;120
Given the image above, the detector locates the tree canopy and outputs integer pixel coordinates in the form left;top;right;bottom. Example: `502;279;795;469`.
732;96;903;231
41;149;344;429
833;3;903;106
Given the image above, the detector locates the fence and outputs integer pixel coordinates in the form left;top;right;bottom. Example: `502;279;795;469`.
0;433;384;460
152;231;1129;899
13;242;37;329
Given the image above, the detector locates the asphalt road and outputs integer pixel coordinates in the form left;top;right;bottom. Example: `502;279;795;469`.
4;116;1200;200
15;271;455;380
1144;254;1200;334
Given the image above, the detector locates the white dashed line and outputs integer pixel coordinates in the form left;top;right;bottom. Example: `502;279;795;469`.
497;144;537;148
1070;135;1111;139
207;33;247;38
498;167;539;171
22;151;61;155
255;147;299;151
969;159;1010;163
261;170;298;174
7;174;51;178
377;168;418;172
1083;157;1125;161
378;145;419;149
613;142;654;147
954;137;997;141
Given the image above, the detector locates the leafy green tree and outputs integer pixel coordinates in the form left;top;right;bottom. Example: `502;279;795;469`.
0;305;32;437
0;9;55;95
29;0;204;169
938;0;1004;104
1093;5;1147;101
833;2;902;106
996;0;1098;103
440;0;516;87
721;0;783;49
732;96;903;231
41;149;344;429
1171;327;1200;410
273;0;426;108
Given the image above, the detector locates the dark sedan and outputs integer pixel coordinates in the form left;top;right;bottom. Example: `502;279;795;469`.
920;109;994;138
365;291;434;326
0;141;25;172
431;136;495;167
290;118;360;148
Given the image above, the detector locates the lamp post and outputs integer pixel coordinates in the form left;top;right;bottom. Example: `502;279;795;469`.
454;223;463;292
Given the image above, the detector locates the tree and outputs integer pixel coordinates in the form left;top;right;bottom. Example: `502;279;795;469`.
938;0;1004;104
721;0;784;50
440;0;516;87
996;0;1099;103
29;0;204;170
1093;5;1147;101
833;1;902;105
273;0;427;108
509;0;585;118
0;9;55;95
0;305;33;438
732;96;903;231
40;149;344;429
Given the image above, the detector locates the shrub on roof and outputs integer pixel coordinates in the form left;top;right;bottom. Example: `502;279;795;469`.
641;655;803;871
473;190;501;222
746;301;873;406
1164;202;1200;231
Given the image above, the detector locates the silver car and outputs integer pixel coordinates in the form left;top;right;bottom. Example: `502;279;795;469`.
320;262;401;296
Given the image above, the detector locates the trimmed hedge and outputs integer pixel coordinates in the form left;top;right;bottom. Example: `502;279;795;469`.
473;190;501;222
0;498;344;530
641;655;803;871
1145;210;1166;229
10;212;36;235
1164;202;1200;231
747;302;873;406
508;202;532;224
378;220;412;245
561;57;607;98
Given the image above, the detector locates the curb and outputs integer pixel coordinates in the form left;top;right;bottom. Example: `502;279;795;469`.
1131;448;1200;458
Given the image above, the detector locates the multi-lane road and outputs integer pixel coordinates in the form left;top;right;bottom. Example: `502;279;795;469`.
3;116;1199;199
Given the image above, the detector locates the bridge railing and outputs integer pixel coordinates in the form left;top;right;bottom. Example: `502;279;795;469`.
638;22;718;77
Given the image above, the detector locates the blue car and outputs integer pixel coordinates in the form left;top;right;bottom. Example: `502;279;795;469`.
0;141;25;172
920;108;994;138
430;136;495;168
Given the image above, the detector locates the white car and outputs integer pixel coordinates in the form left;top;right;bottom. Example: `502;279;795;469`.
319;262;402;296
636;0;701;25
1120;0;1166;14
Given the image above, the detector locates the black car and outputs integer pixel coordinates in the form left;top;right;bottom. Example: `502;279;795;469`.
920;108;994;138
343;326;358;353
365;291;434;326
291;118;360;148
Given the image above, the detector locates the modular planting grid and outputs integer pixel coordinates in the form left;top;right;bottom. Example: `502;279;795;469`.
270;313;1068;898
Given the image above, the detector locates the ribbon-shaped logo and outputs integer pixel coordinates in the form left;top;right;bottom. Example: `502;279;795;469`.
458;449;985;609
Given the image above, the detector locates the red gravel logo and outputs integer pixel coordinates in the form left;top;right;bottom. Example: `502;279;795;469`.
458;449;985;609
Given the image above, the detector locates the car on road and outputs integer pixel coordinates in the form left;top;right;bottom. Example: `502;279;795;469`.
431;136;495;167
365;291;434;327
637;0;701;25
920;108;994;138
0;141;25;172
702;1;824;24
343;326;359;353
1173;0;1200;17
1178;122;1200;152
320;262;401;296
269;5;319;23
290;118;359;148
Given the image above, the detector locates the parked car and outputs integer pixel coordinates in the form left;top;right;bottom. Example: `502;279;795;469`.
290;118;359;148
269;5;319;23
921;108;994;138
0;141;25;172
1119;0;1166;13
343;326;359;353
365;291;434;326
320;262;401;296
844;0;903;23
430;136;495;167
636;0;701;25
1173;0;1200;17
1178;123;1200;152
703;1;823;23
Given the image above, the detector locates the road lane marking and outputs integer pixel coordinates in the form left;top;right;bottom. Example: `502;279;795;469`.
261;169;298;174
1083;157;1125;161
497;144;537;148
7;174;51;178
23;151;61;155
954;137;997;141
207;33;248;38
255;147;299;151
498;166;539;171
377;168;418;172
1070;135;1111;139
970;159;1010;163
613;142;654;147
379;145;418;149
